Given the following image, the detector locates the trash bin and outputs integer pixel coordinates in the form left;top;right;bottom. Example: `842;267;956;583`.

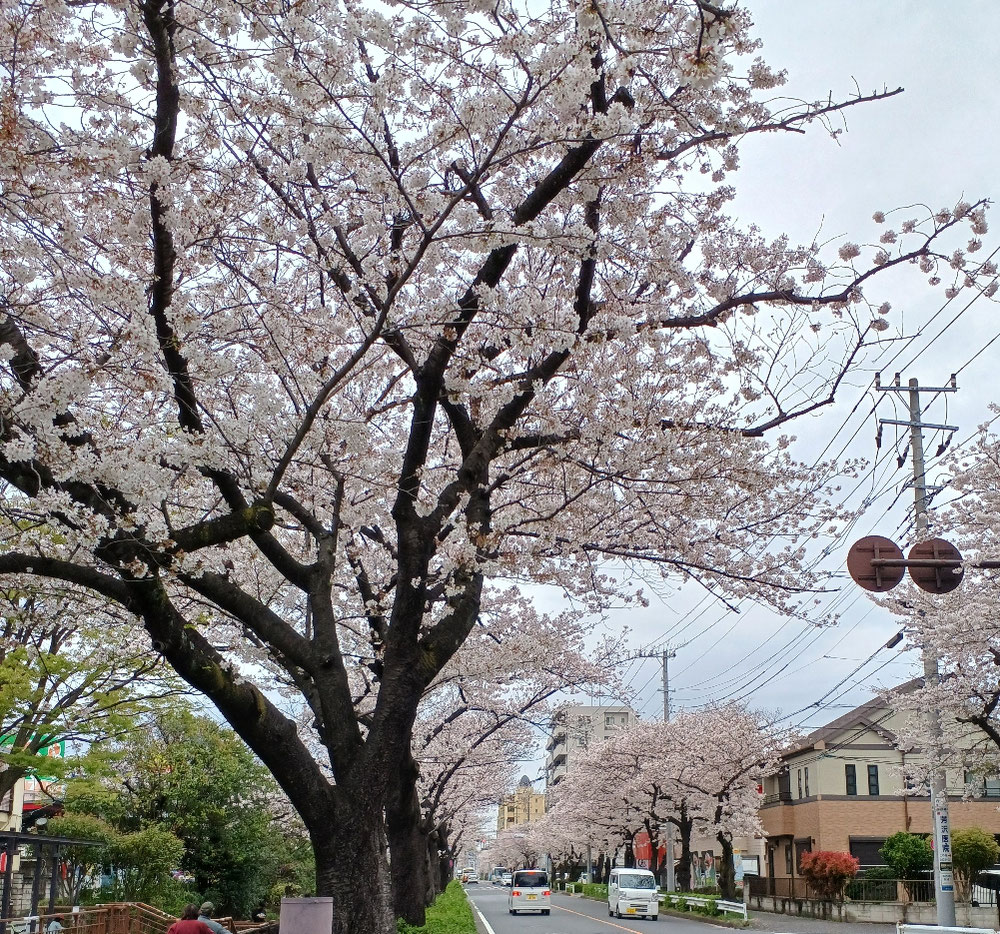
278;897;334;933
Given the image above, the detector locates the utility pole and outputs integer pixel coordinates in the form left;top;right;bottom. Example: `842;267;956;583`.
877;373;957;927
660;648;677;891
635;647;679;889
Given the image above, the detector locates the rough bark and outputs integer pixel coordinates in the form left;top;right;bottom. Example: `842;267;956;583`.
715;831;736;900
312;791;395;934
674;807;693;892
385;755;430;925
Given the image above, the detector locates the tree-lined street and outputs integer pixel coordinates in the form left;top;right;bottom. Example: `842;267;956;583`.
2;0;1000;931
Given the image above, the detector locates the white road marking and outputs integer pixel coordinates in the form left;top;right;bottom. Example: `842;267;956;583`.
469;894;498;934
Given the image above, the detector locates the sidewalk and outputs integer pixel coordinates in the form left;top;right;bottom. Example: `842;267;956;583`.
748;908;895;934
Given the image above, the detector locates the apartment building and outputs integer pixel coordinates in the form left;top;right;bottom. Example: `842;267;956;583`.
496;775;547;832
544;704;638;787
759;679;1000;886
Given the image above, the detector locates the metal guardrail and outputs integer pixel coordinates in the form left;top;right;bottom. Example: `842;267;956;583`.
660;894;748;920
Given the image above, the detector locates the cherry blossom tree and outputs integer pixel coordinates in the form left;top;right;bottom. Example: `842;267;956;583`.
0;0;993;928
886;423;1000;774
543;705;785;896
398;601;621;917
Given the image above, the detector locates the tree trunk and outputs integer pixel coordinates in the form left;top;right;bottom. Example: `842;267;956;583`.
675;810;693;892
312;797;395;934
715;832;736;900
385;756;429;925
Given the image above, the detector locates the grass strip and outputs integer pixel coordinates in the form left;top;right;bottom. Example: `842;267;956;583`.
397;881;477;934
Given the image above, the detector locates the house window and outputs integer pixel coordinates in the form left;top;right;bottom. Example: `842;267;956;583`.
785;845;793;875
986;778;1000;798
867;764;880;796
849;838;888;868
797;769;803;798
846;764;857;796
804;767;810;797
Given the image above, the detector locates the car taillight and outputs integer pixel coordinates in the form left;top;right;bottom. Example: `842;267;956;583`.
544;890;551;896
512;890;520;896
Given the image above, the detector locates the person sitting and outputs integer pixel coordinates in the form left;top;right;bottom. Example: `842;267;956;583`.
46;915;65;933
166;904;213;934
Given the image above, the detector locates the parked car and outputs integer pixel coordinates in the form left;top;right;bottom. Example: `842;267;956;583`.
607;867;658;920
501;872;513;887
508;869;550;915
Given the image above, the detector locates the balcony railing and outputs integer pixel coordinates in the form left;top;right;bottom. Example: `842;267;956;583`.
761;792;793;805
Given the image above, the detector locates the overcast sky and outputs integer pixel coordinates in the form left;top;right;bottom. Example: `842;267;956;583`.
539;2;1000;754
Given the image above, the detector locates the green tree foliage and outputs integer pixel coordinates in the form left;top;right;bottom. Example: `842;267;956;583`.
47;813;117;903
0;586;180;800
798;851;860;901
110;826;185;904
880;832;934;880
952;826;1000;900
67;706;312;917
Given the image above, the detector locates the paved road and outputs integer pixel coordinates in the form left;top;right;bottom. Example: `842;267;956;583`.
465;885;897;934
466;884;719;934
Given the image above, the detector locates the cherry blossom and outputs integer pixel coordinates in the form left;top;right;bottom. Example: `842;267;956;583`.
0;0;994;930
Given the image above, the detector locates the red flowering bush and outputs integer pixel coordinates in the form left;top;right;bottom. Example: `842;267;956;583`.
798;851;860;900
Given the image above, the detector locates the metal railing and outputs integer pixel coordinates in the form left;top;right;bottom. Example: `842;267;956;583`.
749;874;940;903
660;894;747;919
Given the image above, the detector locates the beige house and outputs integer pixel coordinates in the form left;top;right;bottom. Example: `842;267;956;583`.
544;704;638;787
0;779;23;835
759;679;1000;888
497;775;547;832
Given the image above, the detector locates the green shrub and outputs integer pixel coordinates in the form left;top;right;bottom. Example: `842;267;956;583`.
880;833;933;878
953;826;1000;899
397;882;476;934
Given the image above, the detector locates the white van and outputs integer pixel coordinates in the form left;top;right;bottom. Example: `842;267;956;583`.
608;867;658;920
508;868;551;915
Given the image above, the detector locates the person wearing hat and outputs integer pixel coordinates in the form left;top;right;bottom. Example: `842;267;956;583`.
196;901;226;934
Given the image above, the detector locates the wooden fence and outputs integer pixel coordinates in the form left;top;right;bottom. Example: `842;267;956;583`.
0;904;247;934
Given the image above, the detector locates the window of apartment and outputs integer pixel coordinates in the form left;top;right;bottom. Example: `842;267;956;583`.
797;769;803;799
785;845;793;875
845;764;857;796
804;767;810;798
986;778;1000;798
867;764;880;796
